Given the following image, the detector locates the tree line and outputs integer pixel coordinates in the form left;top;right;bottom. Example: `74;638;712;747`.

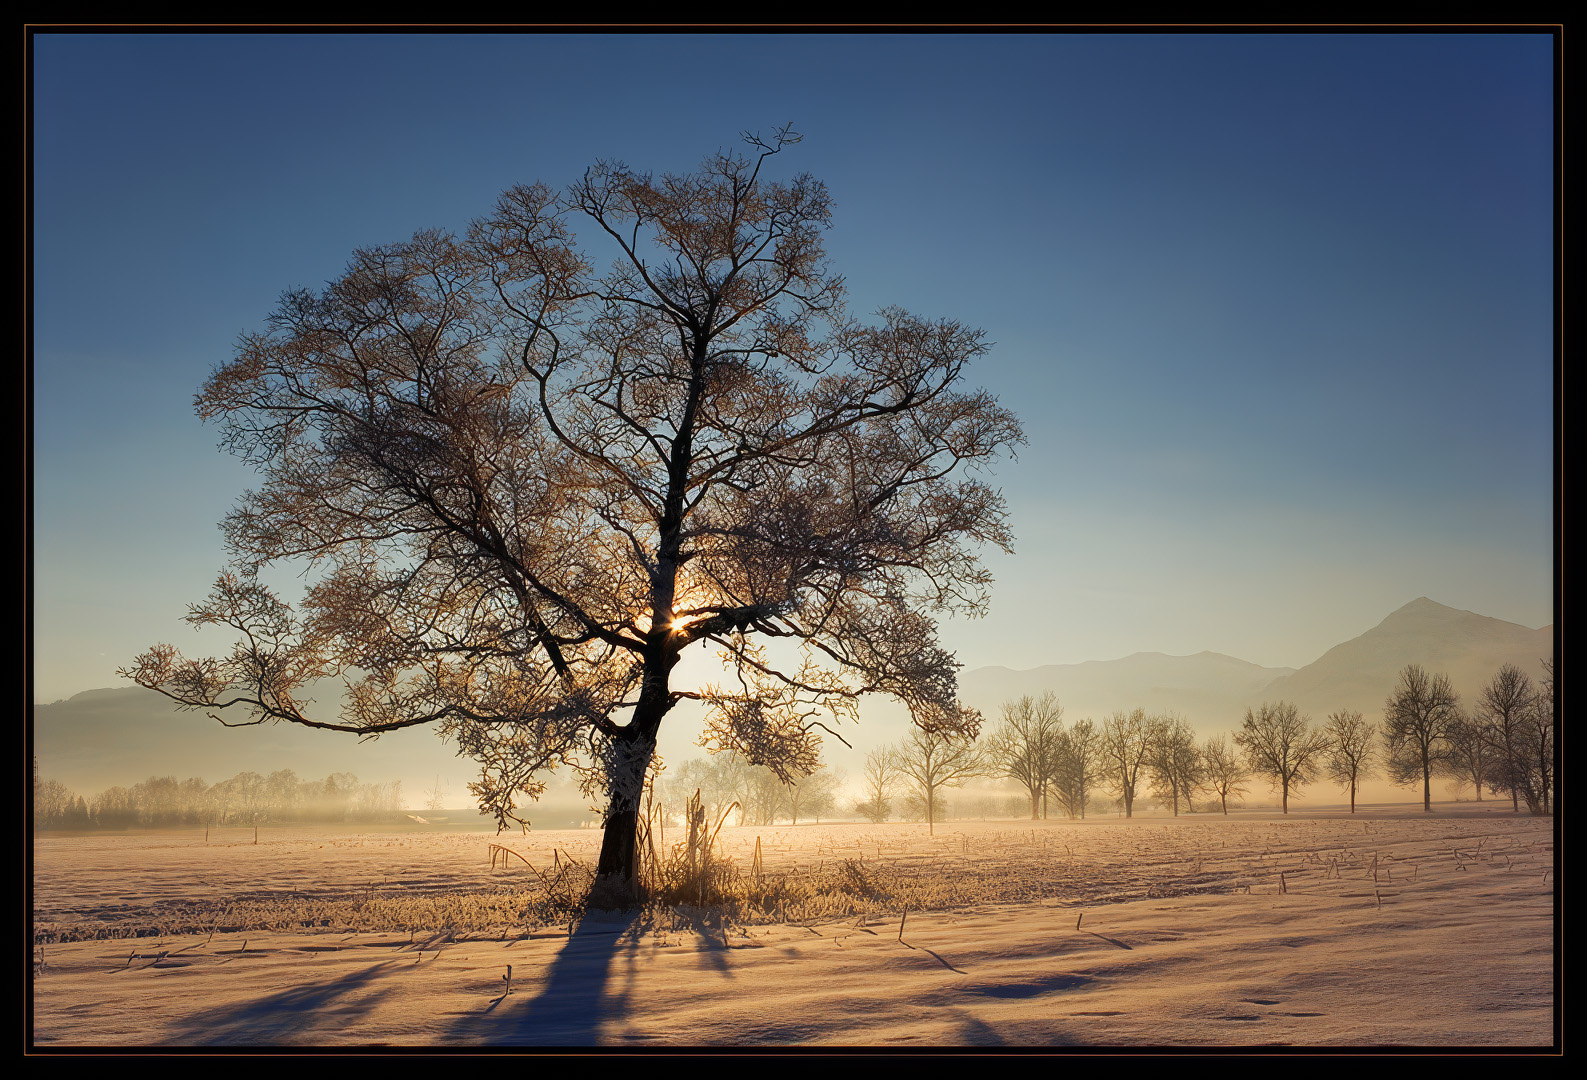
648;755;846;831
850;658;1556;822
31;766;406;831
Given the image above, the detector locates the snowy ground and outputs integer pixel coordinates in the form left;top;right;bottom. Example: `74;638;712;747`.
30;804;1555;1049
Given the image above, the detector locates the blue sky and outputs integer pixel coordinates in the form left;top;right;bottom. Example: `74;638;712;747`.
32;31;1555;713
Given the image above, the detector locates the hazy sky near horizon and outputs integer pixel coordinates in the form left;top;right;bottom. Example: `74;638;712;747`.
32;32;1555;706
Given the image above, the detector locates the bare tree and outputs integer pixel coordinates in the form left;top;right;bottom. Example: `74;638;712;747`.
854;747;902;823
1381;664;1461;813
674;756;741;829
1477;663;1538;812
894;726;986;835
424;775;449;813
1235;702;1329;814
1199;733;1249;815
987;692;1062;819
32;777;73;830
1322;709;1377;813
781;764;841;824
1515;658;1554;815
120;128;1022;905
1145;713;1201;816
1050;716;1102;819
1440;708;1499;802
1099;708;1153;817
737;760;787;827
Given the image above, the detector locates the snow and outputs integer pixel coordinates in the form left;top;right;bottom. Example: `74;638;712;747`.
31;804;1555;1048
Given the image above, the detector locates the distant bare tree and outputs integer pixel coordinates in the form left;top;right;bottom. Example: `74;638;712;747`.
1322;709;1377;813
424;775;449;813
900;788;951;823
92;786;137;829
738;760;787;827
1477;663;1538;812
32;777;73;830
1099;708;1153;817
1050;717;1103;819
132;776;184;827
1235;702;1329;814
1381;664;1462;812
265;770;301;822
1199;733;1250;815
894;726;986;834
674;757;742;829
1441;708;1499;802
1515;658;1554;815
987;692;1062;819
1145;713;1201;816
854;747;903;823
782;764;841;824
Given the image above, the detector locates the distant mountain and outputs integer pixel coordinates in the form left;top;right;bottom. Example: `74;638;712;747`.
1254;597;1552;722
958;651;1295;730
956;597;1551;734
32;682;463;804
34;598;1552;808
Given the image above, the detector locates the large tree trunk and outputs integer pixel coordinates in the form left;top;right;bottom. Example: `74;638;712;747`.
594;807;640;891
589;693;665;909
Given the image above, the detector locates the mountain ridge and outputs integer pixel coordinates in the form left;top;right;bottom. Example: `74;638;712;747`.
35;598;1553;796
957;597;1549;732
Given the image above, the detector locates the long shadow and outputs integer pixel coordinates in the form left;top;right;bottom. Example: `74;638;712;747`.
916;946;968;974
166;959;404;1046
1084;931;1133;950
664;906;737;976
952;1012;1010;1046
443;910;640;1047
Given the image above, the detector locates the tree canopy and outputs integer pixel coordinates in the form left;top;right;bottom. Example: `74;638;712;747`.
1234;701;1329;814
1381;664;1461;813
122;127;1023;901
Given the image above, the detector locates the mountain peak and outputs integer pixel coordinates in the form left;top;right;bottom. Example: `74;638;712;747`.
1387;597;1458;618
1374;597;1537;635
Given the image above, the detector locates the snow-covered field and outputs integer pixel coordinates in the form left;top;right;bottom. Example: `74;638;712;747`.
30;805;1555;1048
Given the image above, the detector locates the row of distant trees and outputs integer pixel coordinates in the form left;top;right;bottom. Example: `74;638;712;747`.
653;755;847;831
849;658;1556;823
1381;660;1555;815
31;767;406;830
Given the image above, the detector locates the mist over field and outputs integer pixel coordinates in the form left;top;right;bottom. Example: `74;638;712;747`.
35;597;1551;815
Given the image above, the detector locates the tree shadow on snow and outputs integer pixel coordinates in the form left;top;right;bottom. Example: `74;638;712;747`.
444;910;641;1046
662;906;738;977
165;960;404;1046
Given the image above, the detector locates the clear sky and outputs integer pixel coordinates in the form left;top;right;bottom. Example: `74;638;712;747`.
31;31;1555;711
